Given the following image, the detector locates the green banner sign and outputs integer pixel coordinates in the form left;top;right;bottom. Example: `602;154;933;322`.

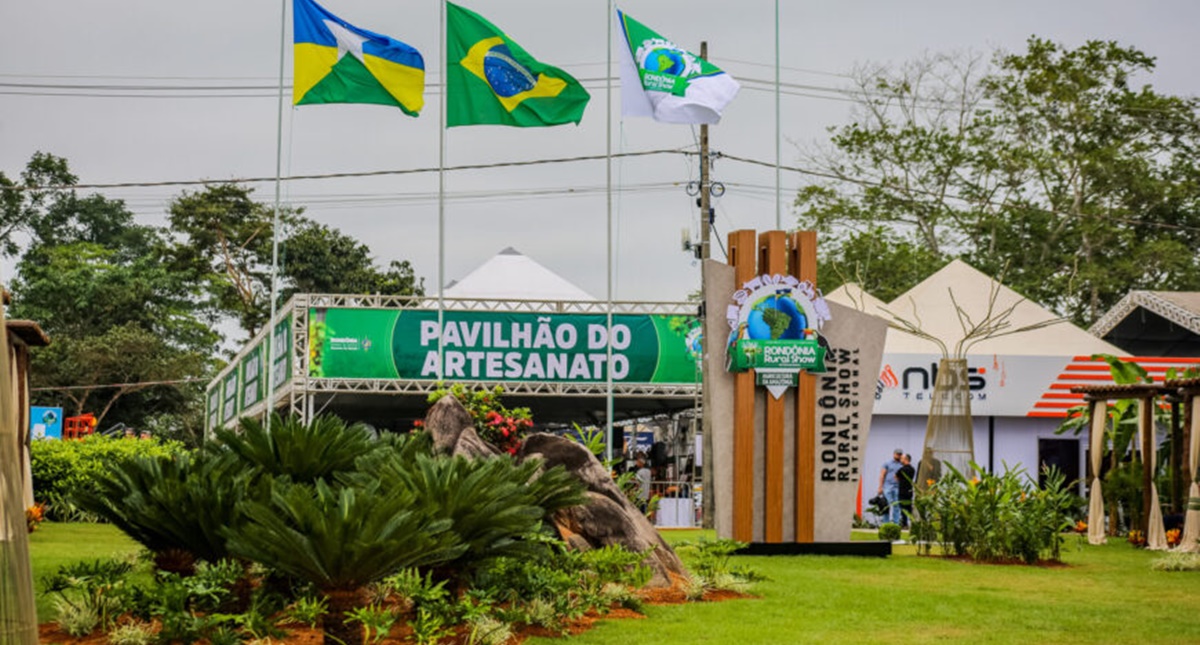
240;342;265;410
206;388;220;433
307;308;699;384
271;315;292;389
729;339;827;373
221;370;239;422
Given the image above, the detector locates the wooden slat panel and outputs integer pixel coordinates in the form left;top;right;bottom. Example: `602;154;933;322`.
728;229;758;543
790;231;818;543
759;231;787;543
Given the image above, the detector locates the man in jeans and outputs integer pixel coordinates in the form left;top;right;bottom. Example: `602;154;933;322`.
877;448;905;525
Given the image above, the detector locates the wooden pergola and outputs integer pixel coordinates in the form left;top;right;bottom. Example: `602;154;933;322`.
1165;377;1200;552
1073;381;1198;550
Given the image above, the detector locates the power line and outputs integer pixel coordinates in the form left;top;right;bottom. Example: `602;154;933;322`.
0;148;686;193
30;377;207;392
716;151;1200;234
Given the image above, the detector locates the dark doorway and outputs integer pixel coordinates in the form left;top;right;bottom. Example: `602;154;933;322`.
1039;438;1081;489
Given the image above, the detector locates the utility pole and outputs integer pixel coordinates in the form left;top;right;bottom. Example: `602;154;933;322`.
698;42;716;529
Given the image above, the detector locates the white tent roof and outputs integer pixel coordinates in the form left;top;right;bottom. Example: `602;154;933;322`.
824;282;890;318
881;259;1125;356
443;247;596;301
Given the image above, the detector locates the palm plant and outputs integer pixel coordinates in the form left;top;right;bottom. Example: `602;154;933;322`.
72;452;249;575
223;478;463;645
213;413;383;484
352;452;586;584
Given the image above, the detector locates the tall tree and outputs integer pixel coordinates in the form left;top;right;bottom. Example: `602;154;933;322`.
970;38;1200;323
797;39;1200;325
166;183;284;339
282;219;424;299
167;183;425;339
5;153;216;431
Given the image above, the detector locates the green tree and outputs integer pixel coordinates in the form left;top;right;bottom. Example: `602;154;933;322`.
798;39;1200;325
166;183;425;339
166;183;286;339
5;153;216;431
282;219;424;299
0;151;78;256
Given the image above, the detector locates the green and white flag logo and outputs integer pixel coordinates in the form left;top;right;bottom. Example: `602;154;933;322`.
616;9;740;124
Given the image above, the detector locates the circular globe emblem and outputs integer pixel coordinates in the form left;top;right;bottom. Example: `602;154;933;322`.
483;44;536;97
643;47;686;76
41;409;58;425
746;294;809;341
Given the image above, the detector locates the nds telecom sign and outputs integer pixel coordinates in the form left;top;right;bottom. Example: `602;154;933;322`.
725;273;831;397
307;307;699;384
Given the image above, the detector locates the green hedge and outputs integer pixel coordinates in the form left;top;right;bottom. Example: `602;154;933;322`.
30;435;188;521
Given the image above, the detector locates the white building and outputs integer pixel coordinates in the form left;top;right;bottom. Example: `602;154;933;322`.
827;260;1200;505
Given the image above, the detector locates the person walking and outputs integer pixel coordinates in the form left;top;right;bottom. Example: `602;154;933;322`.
896;453;915;529
877;448;904;525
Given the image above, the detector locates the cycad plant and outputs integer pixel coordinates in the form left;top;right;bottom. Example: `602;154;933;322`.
352;452;586;584
73;452;249;575
213;413;383;484
224;478;463;645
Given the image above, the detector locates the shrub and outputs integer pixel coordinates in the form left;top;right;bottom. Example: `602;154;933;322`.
29;434;186;520
106;621;155;645
213;413;385;484
284;595;328;628
878;522;902;541
466;615;512;645
345;602;398;644
55;599;99;637
351;451;586;582
1151;552;1200;572
72;452;250;574
675;538;765;595
911;462;1076;563
41;558;133;633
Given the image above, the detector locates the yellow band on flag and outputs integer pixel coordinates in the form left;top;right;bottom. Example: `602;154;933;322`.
460;37;566;113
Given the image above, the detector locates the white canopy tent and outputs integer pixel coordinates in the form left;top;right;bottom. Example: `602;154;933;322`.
443;247;597;302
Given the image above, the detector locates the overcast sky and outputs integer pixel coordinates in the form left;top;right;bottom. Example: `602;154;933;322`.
3;1;1199;305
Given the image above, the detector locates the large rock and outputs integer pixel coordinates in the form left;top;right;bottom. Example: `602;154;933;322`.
519;433;689;588
424;396;499;459
422;399;689;588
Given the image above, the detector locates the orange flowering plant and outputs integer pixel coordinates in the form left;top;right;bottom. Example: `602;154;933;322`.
26;503;46;533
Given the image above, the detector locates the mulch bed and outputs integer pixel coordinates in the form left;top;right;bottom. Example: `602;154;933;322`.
38;586;751;644
934;554;1072;568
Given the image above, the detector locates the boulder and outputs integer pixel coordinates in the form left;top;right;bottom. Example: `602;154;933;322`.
520;433;689;588
424;396;499;459
422;399;689;588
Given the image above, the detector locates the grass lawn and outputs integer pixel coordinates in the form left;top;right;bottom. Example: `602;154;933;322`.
29;524;1199;644
28;521;141;622
533;530;1200;645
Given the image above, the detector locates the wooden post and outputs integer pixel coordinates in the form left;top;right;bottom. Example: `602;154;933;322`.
758;231;787;542
728;229;758;543
789;231;817;542
1141;396;1154;536
1170;398;1183;513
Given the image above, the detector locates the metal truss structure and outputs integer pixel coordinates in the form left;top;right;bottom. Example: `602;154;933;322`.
207;294;702;431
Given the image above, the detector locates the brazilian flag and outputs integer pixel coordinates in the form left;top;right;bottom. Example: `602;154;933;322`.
293;0;425;115
446;2;590;127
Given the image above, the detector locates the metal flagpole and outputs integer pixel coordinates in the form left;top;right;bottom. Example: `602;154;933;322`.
265;0;289;434
437;0;446;383
774;0;782;230
605;0;615;465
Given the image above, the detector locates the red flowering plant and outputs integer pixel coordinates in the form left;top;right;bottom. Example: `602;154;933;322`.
427;385;533;455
